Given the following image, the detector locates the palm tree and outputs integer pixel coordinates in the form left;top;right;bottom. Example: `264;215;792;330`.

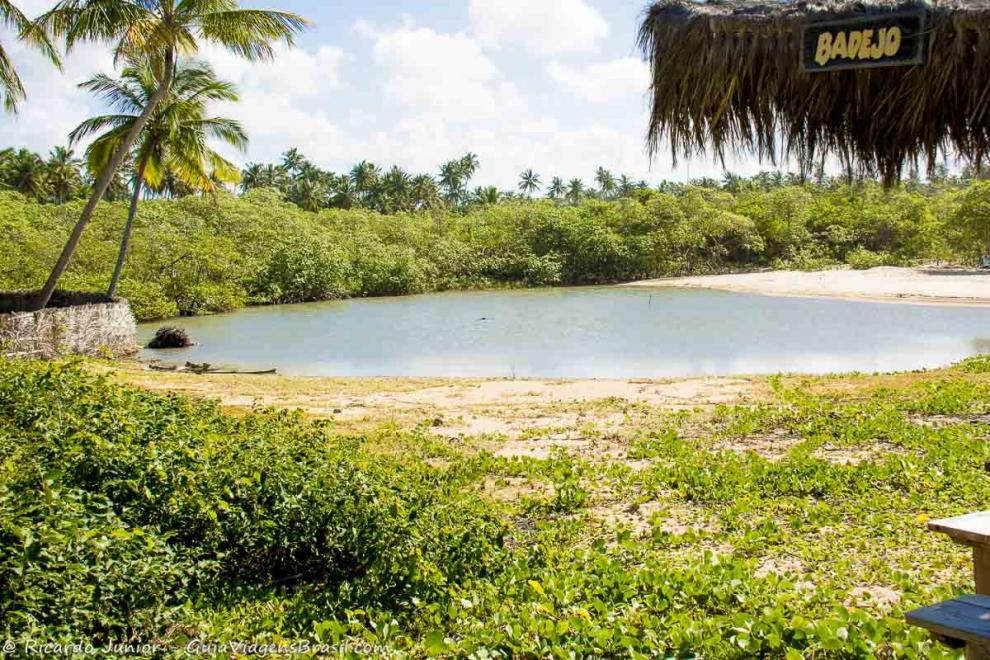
617;174;635;198
410;173;440;210
46;146;84;203
472;185;500;206
350;160;380;207
594;167;616;200
0;148;50;200
518;168;540;197
547;176;565;201
330;174;358;209
439;159;465;205
281;147;305;174
459;152;479;181
0;2;61;112
33;0;308;311
240;163;264;191
71;57;247;298
567;178;584;205
381;165;411;213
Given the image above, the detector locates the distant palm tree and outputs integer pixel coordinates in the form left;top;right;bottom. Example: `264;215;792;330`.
410;173;441;209
350;160;380;206
241;163;264;191
617;174;635;198
330;174;358;209
439;159;465;205
459;152;480;180
1;148;50;200
46;146;83;203
281;147;305;174
547;176;565;200
381;165;411;213
0;2;60;113
263;164;288;189
71;57;247;298
567;178;584;205
518;168;540;197
595;167;616;200
34;0;308;311
473;185;500;206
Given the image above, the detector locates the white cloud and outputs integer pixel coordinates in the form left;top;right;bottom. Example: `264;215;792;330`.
202;43;346;100
360;21;527;123
0;40;112;155
193;43;353;166
0;6;772;190
547;57;650;105
469;0;609;56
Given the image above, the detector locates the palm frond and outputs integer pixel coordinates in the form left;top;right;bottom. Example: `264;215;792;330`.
69;113;134;144
196;8;309;60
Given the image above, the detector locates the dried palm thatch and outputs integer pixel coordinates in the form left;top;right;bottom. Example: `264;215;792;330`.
638;0;990;184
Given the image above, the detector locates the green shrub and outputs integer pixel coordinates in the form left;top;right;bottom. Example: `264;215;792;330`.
0;359;506;643
846;247;891;270
252;240;350;303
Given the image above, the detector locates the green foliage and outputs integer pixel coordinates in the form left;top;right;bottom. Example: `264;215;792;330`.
846;247;892;270
952;180;990;258
3;357;988;655
0;359;505;644
1;176;985;321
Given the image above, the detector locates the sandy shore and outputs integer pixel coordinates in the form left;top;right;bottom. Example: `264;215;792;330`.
624;266;990;306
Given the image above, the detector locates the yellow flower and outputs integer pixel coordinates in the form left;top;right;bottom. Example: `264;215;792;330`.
574;608;592;621
916;513;931;525
527;580;545;596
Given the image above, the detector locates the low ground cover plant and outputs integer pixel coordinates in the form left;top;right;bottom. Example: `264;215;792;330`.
2;357;988;656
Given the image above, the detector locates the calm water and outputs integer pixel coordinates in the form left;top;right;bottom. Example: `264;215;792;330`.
138;287;990;378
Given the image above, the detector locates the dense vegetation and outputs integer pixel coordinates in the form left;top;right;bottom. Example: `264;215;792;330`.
2;171;989;321
2;356;988;655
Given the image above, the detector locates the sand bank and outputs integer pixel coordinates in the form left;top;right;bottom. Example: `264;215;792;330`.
624;266;990;306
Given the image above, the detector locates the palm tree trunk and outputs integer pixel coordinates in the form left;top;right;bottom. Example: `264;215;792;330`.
107;152;149;299
31;50;175;311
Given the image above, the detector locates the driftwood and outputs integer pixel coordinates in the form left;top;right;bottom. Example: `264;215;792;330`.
147;361;276;375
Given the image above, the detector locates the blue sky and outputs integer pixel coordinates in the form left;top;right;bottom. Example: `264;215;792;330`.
0;0;765;189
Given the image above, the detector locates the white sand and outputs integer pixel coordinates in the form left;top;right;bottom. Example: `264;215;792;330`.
624;266;990;306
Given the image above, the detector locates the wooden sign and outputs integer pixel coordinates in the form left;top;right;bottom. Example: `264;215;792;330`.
802;9;926;72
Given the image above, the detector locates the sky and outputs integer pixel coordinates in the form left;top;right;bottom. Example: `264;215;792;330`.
0;0;771;190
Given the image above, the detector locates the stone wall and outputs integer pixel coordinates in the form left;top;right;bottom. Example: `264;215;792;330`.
0;293;139;358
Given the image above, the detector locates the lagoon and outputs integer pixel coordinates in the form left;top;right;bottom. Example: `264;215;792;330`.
139;287;990;378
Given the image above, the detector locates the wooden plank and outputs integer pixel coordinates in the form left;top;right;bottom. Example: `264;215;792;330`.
906;597;990;646
930;512;990;547
978;548;990;597
957;595;990;608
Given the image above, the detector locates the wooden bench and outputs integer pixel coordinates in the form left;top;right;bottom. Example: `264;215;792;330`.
906;512;990;658
929;512;990;597
906;595;990;659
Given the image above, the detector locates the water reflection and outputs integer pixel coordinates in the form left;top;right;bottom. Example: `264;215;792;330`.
139;287;990;378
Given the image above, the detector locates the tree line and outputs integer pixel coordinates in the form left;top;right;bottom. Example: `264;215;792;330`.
4;177;989;321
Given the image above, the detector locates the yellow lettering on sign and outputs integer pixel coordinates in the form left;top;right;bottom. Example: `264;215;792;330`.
847;31;863;60
831;31;848;59
858;29;874;59
872;28;886;59
816;32;833;66
884;26;902;56
812;23;908;67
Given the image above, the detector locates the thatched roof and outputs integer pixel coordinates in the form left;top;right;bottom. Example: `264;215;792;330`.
638;0;990;183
